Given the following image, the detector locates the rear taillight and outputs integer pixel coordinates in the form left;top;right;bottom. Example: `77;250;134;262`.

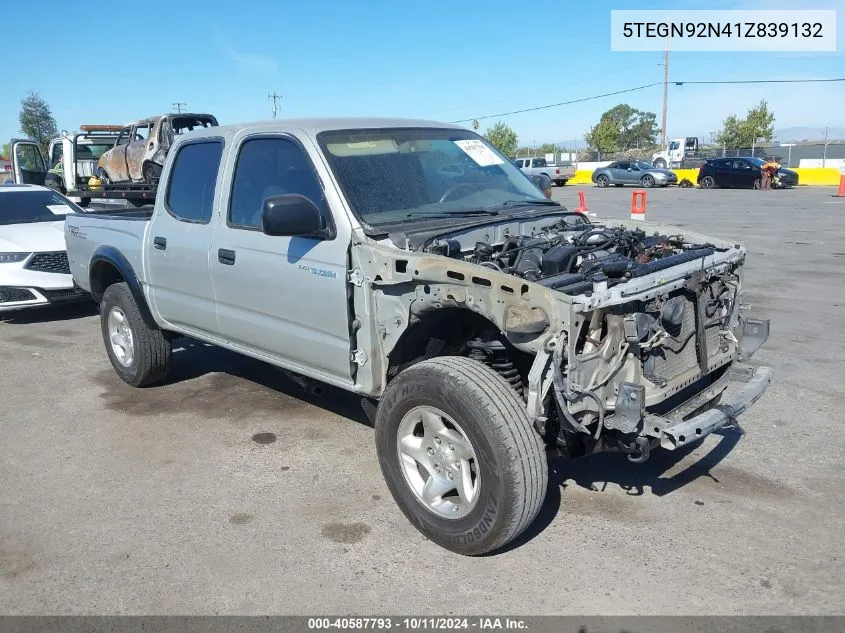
555;168;560;174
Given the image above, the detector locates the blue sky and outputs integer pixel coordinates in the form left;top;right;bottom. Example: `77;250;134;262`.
2;0;843;150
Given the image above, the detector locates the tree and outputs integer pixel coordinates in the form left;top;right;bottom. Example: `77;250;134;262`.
536;143;557;155
585;118;619;156
484;121;518;157
715;100;775;148
1;142;9;159
19;91;58;154
586;104;658;153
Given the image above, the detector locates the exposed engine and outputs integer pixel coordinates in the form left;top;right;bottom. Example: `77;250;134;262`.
424;216;723;295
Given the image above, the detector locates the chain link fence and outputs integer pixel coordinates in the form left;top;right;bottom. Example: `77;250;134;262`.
576;142;845;168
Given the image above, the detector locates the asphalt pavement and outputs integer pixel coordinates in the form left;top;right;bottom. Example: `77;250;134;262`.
1;185;843;615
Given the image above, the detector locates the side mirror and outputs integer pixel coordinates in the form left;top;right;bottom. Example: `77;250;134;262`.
261;194;333;239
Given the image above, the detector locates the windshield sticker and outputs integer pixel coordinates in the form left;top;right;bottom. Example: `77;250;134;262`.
454;140;504;167
47;204;71;215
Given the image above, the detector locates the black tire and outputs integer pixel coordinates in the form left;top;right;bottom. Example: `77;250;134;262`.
753;178;761;190
80;197;91;207
375;356;547;555
99;282;171;387
641;175;655;188
142;162;158;184
595;174;609;188
653;159;667;169
700;175;716;189
554;180;566;187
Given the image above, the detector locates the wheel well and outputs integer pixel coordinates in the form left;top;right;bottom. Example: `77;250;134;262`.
386;308;532;394
90;260;124;302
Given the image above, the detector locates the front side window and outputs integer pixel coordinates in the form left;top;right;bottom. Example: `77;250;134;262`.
317;127;548;228
15;144;46;172
228;137;326;229
165;141;223;223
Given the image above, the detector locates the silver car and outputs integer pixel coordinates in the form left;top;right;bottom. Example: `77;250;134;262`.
592;160;678;188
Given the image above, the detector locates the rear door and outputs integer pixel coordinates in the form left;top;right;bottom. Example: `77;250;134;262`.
145;137;225;336
712;159;733;187
101;127;132;181
613;161;632;183
9;139;47;185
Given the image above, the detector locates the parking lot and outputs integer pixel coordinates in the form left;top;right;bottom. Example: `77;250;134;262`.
1;185;844;615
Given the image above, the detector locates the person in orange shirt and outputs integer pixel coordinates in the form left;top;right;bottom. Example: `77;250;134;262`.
760;158;780;190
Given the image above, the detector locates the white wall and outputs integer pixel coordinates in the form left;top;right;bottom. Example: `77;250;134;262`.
797;158;845;169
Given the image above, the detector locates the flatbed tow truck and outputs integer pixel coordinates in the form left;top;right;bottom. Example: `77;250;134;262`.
7;127;158;207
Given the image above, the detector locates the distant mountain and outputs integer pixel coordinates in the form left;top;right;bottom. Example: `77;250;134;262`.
774;127;845;143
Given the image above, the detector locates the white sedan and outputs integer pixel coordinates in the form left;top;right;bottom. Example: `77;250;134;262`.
0;184;90;312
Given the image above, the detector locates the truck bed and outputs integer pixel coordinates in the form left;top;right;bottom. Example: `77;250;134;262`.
64;210;151;294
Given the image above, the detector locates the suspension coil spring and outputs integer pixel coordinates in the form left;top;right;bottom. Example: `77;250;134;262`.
467;336;524;396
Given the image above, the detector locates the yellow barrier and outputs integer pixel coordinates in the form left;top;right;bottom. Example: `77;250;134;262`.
562;167;840;186
792;168;840;186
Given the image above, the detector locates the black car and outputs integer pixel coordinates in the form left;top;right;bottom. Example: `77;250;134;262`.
697;157;799;189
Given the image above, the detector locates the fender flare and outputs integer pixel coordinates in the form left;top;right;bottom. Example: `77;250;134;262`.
89;246;158;329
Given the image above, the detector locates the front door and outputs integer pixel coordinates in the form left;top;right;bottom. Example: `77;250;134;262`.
10;139;47;185
210;133;353;383
145;138;224;336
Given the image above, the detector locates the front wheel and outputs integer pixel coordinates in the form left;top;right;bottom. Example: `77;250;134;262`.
641;175;655;188
375;356;547;555
100;282;171;387
595;174;609;188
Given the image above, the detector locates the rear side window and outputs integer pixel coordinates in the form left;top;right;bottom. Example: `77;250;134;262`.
165;141;223;223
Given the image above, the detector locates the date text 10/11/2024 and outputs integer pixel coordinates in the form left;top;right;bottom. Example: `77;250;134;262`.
307;617;528;631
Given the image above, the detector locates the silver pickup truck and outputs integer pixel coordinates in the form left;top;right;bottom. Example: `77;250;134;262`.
514;156;576;186
64;118;772;555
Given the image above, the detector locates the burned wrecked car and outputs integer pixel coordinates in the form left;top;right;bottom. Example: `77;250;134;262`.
96;113;217;183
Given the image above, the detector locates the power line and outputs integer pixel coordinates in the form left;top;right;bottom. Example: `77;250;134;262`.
172;101;186;114
451;77;845;124
450;83;661;123
674;78;845;85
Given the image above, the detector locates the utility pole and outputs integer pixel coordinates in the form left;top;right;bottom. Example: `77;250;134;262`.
823;125;830;167
268;91;282;119
660;37;670;148
172;102;186;114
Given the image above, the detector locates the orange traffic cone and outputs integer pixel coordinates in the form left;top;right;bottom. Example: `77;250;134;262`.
631;190;647;220
837;174;845;197
575;190;588;213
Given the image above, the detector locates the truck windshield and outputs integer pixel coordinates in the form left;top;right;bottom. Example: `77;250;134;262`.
317;127;549;226
0;190;82;225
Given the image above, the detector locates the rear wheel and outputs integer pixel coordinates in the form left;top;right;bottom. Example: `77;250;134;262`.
99;283;171;387
595;174;609;188
375;356;547;555
753;178;762;190
700;175;716;189
142;162;159;184
641;175;655;188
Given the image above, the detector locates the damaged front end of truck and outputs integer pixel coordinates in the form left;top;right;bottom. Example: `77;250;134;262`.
354;212;772;463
